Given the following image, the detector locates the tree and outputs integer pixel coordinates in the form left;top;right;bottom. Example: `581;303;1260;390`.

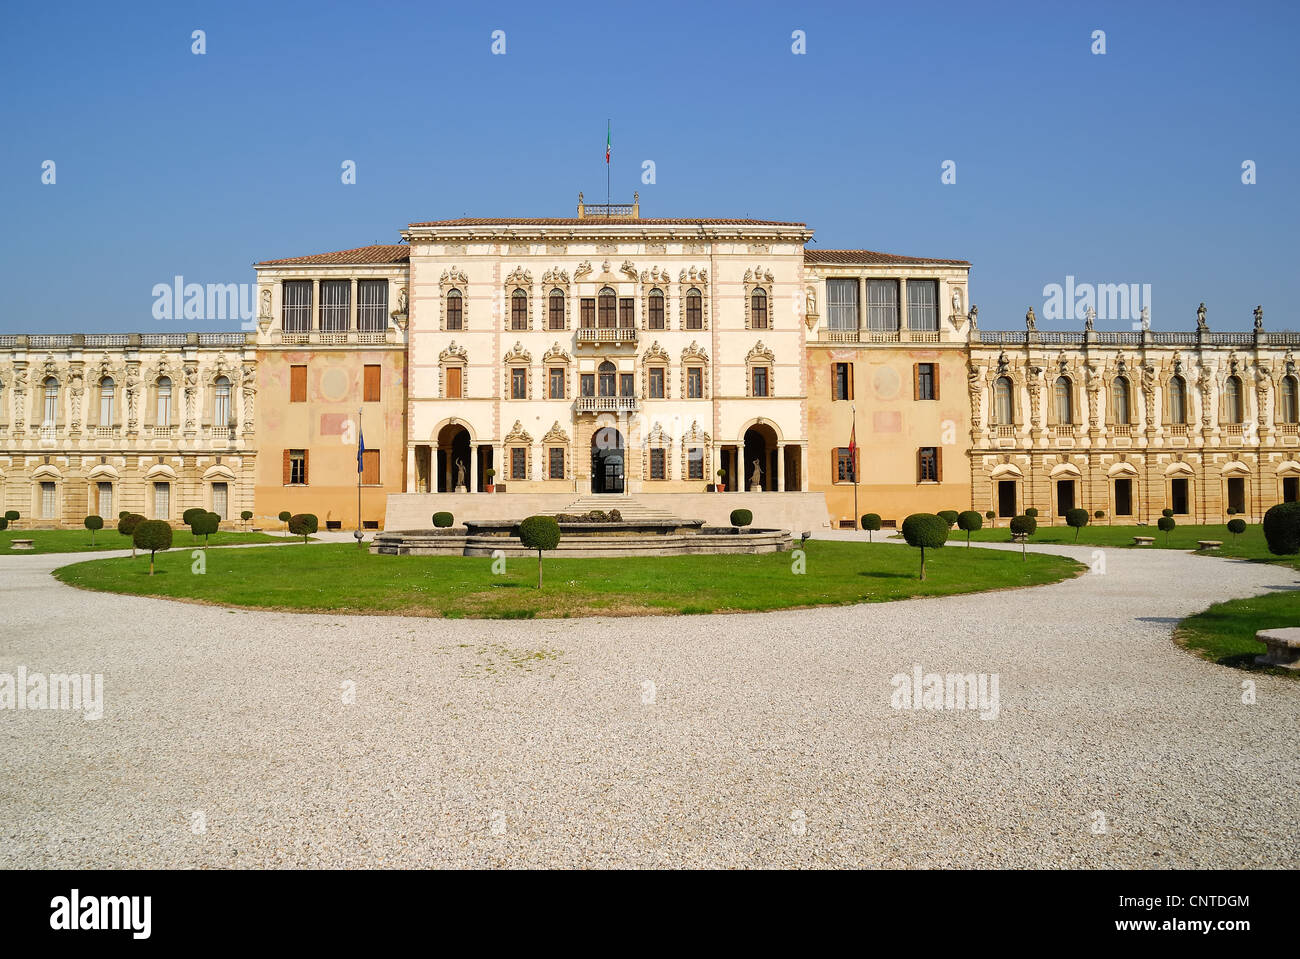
985;509;996;529
957;510;983;546
241;510;253;529
288;513;318;544
860;513;882;542
1263;502;1300;555
900;513;948;580
191;511;220;548
937;510;959;528
518;515;561;588
84;514;104;546
4;510;18;530
729;508;752;531
117;513;145;558
1227;518;1246;544
278;510;292;536
1157;515;1176;544
1065;507;1090;541
183;507;206;528
1009;514;1037;560
0;517;7;531
133;520;173;575
432;511;455;528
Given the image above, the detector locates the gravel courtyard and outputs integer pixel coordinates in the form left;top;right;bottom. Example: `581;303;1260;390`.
1;539;1296;869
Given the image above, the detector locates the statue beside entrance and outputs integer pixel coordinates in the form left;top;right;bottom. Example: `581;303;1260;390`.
454;457;467;493
749;458;763;492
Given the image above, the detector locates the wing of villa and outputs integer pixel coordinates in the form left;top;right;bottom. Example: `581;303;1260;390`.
2;197;1297;532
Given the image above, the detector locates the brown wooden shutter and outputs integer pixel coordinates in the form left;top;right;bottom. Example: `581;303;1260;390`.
363;365;381;402
913;364;920;400
932;364;940;401
847;363;854;400
916;448;923;483
362;449;380;485
832;448;840;483
302;450;309;485
282;449;291;485
290;365;307;402
447;366;462;398
936;447;943;482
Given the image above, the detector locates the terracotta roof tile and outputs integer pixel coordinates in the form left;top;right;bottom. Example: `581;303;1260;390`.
804;248;970;267
255;244;410;266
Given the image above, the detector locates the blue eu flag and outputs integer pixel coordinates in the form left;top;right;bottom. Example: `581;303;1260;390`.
357;423;365;474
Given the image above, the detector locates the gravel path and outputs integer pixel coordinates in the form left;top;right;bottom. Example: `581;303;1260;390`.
0;539;1296;868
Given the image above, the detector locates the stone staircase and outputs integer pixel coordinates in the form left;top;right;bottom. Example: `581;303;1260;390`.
558;495;690;523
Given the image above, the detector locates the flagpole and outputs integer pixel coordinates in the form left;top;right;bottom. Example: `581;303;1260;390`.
852;403;859;530
356;407;363;546
606;119;611;209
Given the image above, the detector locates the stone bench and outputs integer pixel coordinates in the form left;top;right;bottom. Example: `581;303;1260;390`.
1132;536;1155;546
1255;628;1300;670
1196;540;1223;550
10;539;34;550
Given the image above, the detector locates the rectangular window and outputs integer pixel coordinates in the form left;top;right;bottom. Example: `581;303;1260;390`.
650;448;666;480
153;481;170;519
580;298;595;328
827;278;860;330
915;363;937;401
620;373;634;397
445;293;463;330
685;294;703;330
212;482;228;520
363;365;381;402
752;367;769;397
99;388;114;426
1056;480;1076;516
290;365;307;403
1171;478;1190;514
918;447;940;483
549;367;565;399
907;279;939;331
648;367;665;399
835;448;857;483
866;279;900;332
41;481;57;519
687;447;704;479
511;447;526;480
548;293;565;330
619;298;634;328
998;481;1017;518
833;362;853;401
511;367;526;399
549;448;564;480
510;292;528;330
319;279;351;332
446;366;463;399
282;280;312;332
362;449;380;486
1285;477;1300;503
687;367;703;399
357;279;388;332
287;449;307;485
598;296;617;328
648;295;665;329
1115;478;1133;516
1227;477;1246;515
97;482;113;519
580;374;595;397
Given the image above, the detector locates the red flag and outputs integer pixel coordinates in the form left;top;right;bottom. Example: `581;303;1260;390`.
847;422;857;482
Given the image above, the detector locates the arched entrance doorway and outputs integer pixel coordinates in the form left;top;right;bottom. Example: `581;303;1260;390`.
436;423;472;492
591;425;625;494
742;424;778;491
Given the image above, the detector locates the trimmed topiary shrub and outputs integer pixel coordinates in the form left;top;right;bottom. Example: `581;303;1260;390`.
4;510;18;529
985;509;996;528
518;514;562;588
1262;501;1300;555
1065;507;1090;541
119;510;129;520
1009;514;1037;559
957;510;983;546
117;512;145;557
432;511;454;528
1094;510;1105;520
0;517;7;531
241;510;253;528
288;513;318;543
860;513;882;542
937;510;959;529
1024;507;1038;519
84;514;104;545
191;511;220;547
729;508;753;530
1227;517;1246;544
1157;515;1176;544
1162;508;1174;518
278;510;292;536
1226;507;1237;516
133;519;173;575
183;507;206;527
900;513;948;580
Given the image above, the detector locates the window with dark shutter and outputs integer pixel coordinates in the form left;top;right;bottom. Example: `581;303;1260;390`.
290;365;307;403
363;365;381;402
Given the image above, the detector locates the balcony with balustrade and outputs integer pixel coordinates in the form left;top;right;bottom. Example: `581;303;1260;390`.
576;327;638;349
575;395;639;414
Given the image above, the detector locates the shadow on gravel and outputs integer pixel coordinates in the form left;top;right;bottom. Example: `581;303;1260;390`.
1136;616;1181;626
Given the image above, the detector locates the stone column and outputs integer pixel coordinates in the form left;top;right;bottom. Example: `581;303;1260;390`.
777;445;786;492
469;446;477;493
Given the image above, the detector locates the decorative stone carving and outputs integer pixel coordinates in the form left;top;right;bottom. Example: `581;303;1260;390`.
541;421;569;445
746;340;775;364
1025;306;1037;332
439;341;468;363
504;266;532;289
573;261;593;281
1255;304;1264;330
1197;302;1209;332
619;260;638;280
504;419;532;444
542;342;571;365
241;364;257;433
503;341;531;364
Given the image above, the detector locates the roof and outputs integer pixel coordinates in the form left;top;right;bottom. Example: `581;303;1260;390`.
255;244;410;266
803;248;970;267
407;217;807;228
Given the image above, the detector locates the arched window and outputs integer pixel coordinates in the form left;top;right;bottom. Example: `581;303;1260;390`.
156;377;172;425
994;376;1013;424
214;376;231;427
685;288;703;330
99;377;115;425
42;377;58;426
511;288;528;330
597;361;616;397
597;288;617;328
1225;375;1243;424
750;289;768;329
548;289;565;330
1282;375;1299;424
1054;376;1073;424
446;289;463;330
1112;377;1131;425
648;288;665;330
1168;375;1187;425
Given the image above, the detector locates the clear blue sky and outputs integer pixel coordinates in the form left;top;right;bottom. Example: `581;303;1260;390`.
1;0;1296;333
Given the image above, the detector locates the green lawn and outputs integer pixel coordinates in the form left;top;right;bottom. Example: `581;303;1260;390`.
2;528;292;555
53;540;1083;619
1175;591;1300;679
963;521;1292;567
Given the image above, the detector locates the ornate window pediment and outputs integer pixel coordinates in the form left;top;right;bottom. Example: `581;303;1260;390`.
745;340;775;364
504;341;531;365
542;342;571;365
619;260;639;280
439;341;468;364
541;420;569;445
573;261;593;281
504;419;533;445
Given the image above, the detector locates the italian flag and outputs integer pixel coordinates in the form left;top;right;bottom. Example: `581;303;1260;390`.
605;122;611;164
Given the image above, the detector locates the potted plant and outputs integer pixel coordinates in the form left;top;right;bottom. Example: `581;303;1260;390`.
715;468;726;493
485;468;496;493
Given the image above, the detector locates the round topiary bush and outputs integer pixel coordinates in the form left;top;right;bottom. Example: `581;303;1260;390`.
957;510;983;546
1227;517;1246;544
0;517;8;531
132;519;173;574
1157;515;1177;544
729;508;753;529
900;513;948;580
241;510;253;528
432;511;454;528
985;509;996;528
860;513;882;542
1226;507;1237;516
1025;507;1038;519
288;513;318;543
278;510;292;535
117;512;144;556
183;507;206;527
1009;514;1037;559
1162;508;1174;518
4;510;19;529
84;514;104;545
519;514;562;588
191;510;220;546
1094;510;1105;520
1065;507;1090;541
937;510;959;529
119;510;130;520
1262;501;1300;555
